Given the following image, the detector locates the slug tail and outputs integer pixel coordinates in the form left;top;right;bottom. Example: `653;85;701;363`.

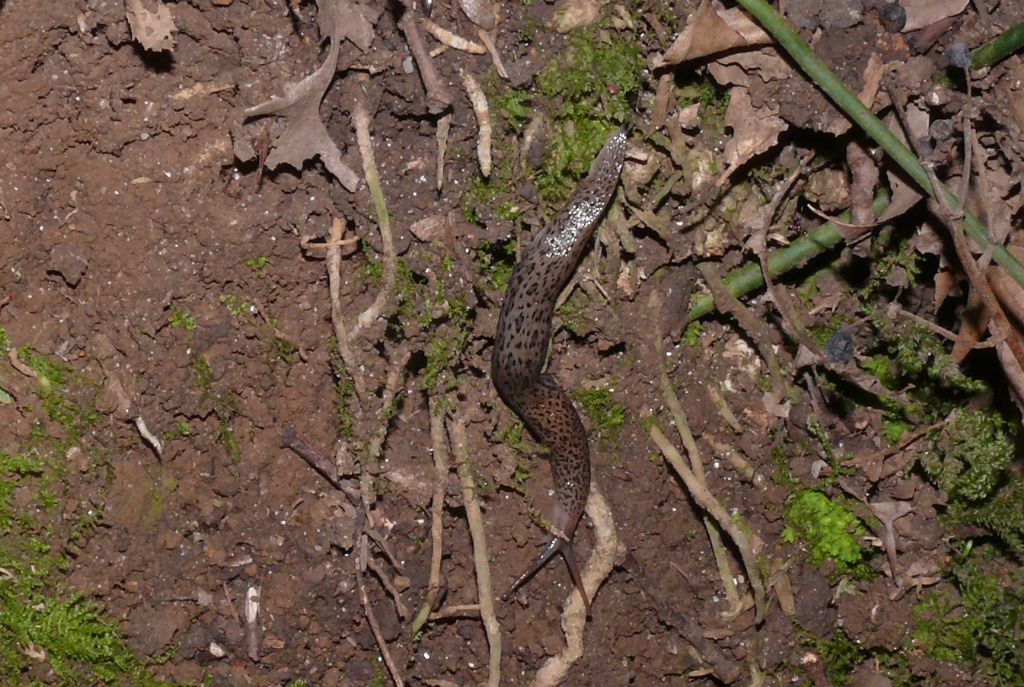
500;536;592;615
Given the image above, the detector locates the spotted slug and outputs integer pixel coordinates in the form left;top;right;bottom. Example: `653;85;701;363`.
491;129;627;611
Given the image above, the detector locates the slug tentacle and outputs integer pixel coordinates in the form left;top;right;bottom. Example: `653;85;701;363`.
491;129;627;612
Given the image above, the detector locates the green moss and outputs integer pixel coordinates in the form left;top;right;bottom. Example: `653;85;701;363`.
245;255;269;277
918;411;1023;553
0;386;168;685
800;628;865;687
474;239;517;293
535;26;642;204
682;321;703;346
360;243;384;285
192;355;241;462
490;84;533;132
0;326;11;353
912;549;1024;685
919;411;1013;503
219;293;295;364
18;348;99;439
496;421;528;453
460;176;507;225
573;387;625;444
556;291;592;337
675;76;730;134
782;489;870;576
168;305;196;332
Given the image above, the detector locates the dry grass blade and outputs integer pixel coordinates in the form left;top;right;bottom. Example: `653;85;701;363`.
350;88;397;342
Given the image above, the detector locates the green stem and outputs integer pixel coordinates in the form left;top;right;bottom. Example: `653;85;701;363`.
688;192;889;321
971;20;1024;69
732;0;1024;290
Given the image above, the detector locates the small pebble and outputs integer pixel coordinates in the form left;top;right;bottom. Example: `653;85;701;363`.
878;2;906;32
929;118;954;142
826;330;855;364
947;42;971;69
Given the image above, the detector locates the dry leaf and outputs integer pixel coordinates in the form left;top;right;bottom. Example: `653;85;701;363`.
655;0;770;68
721;87;786;170
241;0;372;191
125;0;176;53
901;0;969;33
460;0;497;31
707;48;793;86
553;0;603;33
409;214;449;242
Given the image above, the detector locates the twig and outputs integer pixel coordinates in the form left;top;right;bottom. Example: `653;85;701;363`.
477;29;509;79
450;414;502;687
924;166;1024;371
649;423;767;623
687;192;892;321
367;555;410;619
970;19;1024;69
411;400;451;636
429;603;481;620
420;17;485;53
350;87;397;343
531;485;622;687
397;4;452;114
134;416;164;460
706;384;743;433
436;112;451;191
357;536;405;687
327;217;365;397
657;365;741;611
697;262;785;390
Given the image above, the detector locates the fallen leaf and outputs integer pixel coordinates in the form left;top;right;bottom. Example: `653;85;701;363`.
241;0;378;191
901;0;969;33
124;0;175;53
721;87;787;171
409;214;449;242
460;0;497;31
553;0;603;33
655;0;770;68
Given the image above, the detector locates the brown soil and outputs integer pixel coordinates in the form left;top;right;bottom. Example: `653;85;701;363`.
1;1;1022;686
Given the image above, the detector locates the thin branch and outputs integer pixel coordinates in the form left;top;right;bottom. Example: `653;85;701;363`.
450;414;502;687
327;217;365;397
411;400;451;636
357;535;405;687
397;4;453;114
649;423;767;623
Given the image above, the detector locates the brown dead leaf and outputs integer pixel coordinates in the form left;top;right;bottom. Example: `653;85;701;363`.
409;214;450;242
707;48;793;86
720;87;787;172
553;0;603;33
460;0;497;31
901;0;969;33
240;0;378;192
125;0;176;53
655;0;770;68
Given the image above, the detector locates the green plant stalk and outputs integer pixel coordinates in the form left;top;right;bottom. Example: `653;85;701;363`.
688;191;890;321
971;20;1024;69
734;0;1024;290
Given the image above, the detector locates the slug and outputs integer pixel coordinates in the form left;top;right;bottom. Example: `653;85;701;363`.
491;129;627;612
